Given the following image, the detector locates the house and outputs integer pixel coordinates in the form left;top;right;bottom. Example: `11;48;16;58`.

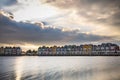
16;47;22;55
0;47;4;55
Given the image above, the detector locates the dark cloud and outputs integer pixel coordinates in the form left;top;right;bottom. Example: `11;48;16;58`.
0;12;110;45
42;0;120;29
0;0;17;8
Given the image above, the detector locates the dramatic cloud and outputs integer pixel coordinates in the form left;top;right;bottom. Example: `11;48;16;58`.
0;0;120;49
0;12;111;46
42;0;120;33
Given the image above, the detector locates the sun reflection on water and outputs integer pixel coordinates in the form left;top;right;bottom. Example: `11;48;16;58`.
15;57;24;80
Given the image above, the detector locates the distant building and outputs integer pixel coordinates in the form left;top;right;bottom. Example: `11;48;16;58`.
36;43;120;56
3;47;22;55
0;47;4;55
16;47;22;55
52;46;57;55
4;47;10;55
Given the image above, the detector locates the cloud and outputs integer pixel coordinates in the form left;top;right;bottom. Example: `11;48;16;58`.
0;11;111;46
0;0;17;8
42;0;120;32
42;0;120;9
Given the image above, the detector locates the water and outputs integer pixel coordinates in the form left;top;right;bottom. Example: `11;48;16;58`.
0;56;120;80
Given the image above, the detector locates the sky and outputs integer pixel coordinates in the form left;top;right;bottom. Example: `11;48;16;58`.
0;0;120;51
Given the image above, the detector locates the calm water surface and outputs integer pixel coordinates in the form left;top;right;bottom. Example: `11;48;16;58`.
0;56;120;80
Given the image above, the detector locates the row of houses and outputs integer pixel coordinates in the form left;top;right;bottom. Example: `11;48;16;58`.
37;43;120;56
0;47;22;55
0;43;120;56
